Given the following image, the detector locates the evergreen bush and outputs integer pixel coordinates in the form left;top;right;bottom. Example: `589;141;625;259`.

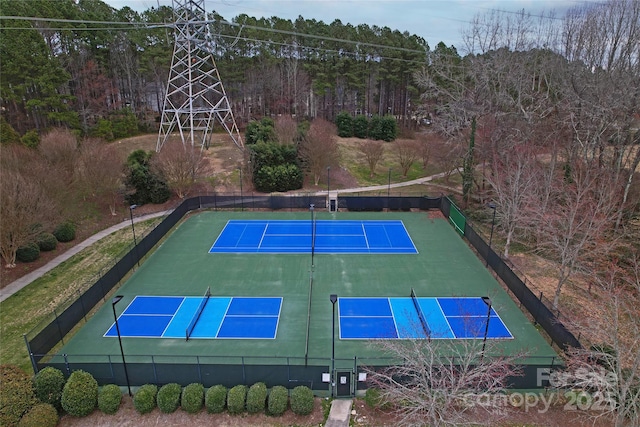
53;221;76;243
335;111;354;137
17;403;58;427
60;370;98;417
97;384;122;415
181;383;204;414
226;385;247;415
16;243;39;263
267;385;288;416
20;130;40;149
0;365;37;427
205;385;227;414
157;383;181;413
246;382;267;414
36;233;57;252
290;385;314;415
32;367;65;411
353;115;369;138
133;384;157;414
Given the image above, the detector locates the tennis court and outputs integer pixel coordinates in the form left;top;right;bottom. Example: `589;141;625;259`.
338;296;512;339
104;294;281;339
209;219;417;253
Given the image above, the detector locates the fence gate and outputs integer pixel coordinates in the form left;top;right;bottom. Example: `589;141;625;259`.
335;371;352;397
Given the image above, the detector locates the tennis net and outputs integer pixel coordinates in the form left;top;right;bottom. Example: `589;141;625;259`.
186;286;211;341
410;288;430;338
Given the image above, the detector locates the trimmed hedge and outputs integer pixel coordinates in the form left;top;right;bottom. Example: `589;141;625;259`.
97;384;122;415
290;386;314;415
53;221;76;243
226;385;246;415
16;243;39;263
205;385;227;414
33;367;65;411
181;383;204;414
157;383;181;413
267;385;288;416
61;370;98;417
133;384;157;414
17;403;58;427
246;382;267;414
0;365;37;427
36;233;57;252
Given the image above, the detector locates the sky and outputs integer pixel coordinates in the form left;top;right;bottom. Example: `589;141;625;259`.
105;0;596;50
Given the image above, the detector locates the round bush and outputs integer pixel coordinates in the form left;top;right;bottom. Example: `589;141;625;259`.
157;383;181;414
226;385;247;415
290;385;314;416
0;365;37;427
246;382;267;414
61;370;98;417
16;243;40;263
181;383;204;414
97;384;122;415
133;384;157;414
205;385;227;414
53;221;76;243
36;233;58;252
267;385;288;416
33;367;65;411
17;403;58;427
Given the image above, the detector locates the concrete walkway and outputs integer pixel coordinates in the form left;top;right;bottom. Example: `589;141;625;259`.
0;168;459;304
325;399;353;427
0;211;171;303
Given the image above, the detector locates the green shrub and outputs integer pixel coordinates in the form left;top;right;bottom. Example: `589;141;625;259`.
267;385;288;416
246;382;267;414
226;385;247;415
17;403;58;427
36;233;58;252
0;116;21;145
33;367;65;411
290;385;314;415
353;115;369;138
364;387;386;408
0;365;37;427
133;384;157;414
97;384;122;415
20;130;40;149
335;111;354;137
205;385;227;414
181;383;204;414
60;370;98;417
53;221;76;243
16;243;39;263
157;383;181;413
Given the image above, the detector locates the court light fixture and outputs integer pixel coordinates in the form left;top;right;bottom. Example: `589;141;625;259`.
330;294;338;396
129;205;139;267
481;296;492;359
112;295;132;396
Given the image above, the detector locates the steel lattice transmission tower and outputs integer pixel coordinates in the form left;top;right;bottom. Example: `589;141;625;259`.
156;0;243;152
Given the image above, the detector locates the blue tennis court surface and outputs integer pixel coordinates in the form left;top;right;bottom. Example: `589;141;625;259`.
105;296;282;339
209;220;417;254
338;297;513;340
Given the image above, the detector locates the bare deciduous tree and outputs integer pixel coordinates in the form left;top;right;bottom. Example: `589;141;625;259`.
151;142;207;199
76;138;124;215
393;139;419;177
358;139;384;178
0;167;55;268
531;161;622;309
274;115;298;145
558;254;640;427
299;118;339;185
365;336;524;427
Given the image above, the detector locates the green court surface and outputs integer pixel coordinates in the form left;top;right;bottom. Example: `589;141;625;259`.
58;210;557;366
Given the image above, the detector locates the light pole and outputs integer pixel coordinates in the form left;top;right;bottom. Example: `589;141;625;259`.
330;294;338;396
129;205;139;267
486;203;496;266
481;296;492;359
310;204;315;268
327;166;331;195
238;167;243;211
387;168;392;198
112;296;132;396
